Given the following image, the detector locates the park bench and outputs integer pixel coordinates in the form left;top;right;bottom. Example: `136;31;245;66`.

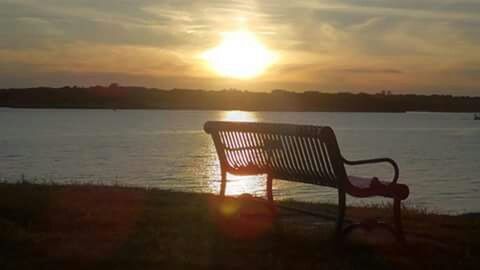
204;121;410;241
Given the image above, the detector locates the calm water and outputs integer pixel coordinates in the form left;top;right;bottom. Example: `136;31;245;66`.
1;109;479;213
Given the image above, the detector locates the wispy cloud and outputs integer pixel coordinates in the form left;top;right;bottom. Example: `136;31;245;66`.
0;0;479;94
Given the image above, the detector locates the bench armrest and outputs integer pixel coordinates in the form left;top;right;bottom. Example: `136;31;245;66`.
342;157;399;184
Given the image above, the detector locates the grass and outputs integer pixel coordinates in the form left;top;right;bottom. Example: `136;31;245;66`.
0;182;479;270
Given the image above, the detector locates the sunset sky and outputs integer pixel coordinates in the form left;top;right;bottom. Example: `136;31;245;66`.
1;0;479;95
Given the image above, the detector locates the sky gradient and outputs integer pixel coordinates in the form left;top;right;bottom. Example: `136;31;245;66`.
1;0;479;95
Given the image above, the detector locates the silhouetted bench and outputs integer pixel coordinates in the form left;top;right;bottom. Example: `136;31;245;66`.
204;121;409;241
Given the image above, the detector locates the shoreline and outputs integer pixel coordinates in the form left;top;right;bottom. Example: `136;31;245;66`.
1;179;477;215
3;106;480;114
1;106;408;113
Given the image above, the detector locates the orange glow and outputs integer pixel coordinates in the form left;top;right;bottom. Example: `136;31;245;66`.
219;199;240;217
202;30;276;79
210;195;277;239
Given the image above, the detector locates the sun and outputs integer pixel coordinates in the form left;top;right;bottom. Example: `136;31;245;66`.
202;31;276;79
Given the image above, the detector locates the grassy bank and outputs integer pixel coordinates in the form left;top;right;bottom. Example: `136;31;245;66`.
0;183;478;269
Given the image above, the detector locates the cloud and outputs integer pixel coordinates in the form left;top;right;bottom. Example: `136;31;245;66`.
0;0;479;94
336;68;403;74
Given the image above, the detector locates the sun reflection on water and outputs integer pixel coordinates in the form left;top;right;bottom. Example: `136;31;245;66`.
206;142;266;197
222;110;257;122
206;110;266;197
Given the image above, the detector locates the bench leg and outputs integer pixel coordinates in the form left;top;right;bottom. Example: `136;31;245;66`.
336;190;346;236
266;174;273;203
393;198;406;243
339;197;406;244
220;170;226;197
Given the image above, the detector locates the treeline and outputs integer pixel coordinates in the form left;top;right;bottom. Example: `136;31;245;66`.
0;84;479;112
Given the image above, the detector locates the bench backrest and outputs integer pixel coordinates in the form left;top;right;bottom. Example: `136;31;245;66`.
204;121;348;188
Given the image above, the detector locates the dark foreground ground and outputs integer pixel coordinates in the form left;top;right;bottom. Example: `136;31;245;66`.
0;183;478;270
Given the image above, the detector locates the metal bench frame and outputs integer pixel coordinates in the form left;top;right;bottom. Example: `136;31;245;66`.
204;121;409;242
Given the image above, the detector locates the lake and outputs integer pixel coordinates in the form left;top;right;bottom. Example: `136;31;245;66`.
1;109;479;213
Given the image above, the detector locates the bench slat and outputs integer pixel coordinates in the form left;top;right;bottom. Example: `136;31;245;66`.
205;121;345;188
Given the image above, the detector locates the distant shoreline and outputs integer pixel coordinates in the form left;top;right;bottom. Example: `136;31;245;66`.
2;86;480;112
2;106;480;114
0;106;409;113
